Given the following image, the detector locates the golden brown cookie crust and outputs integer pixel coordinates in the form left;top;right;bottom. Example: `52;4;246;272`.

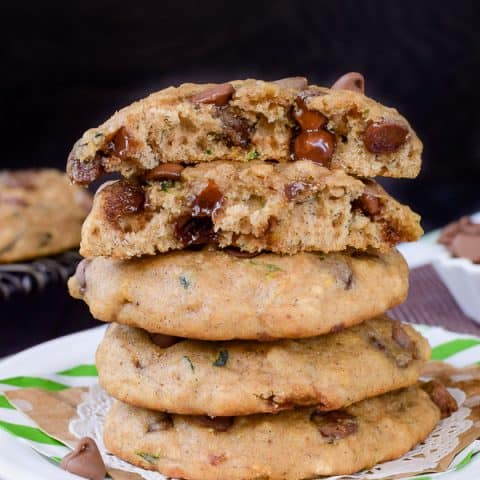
103;386;440;480
79;161;422;258
97;316;430;416
0;169;92;263
69;248;409;340
67;78;422;185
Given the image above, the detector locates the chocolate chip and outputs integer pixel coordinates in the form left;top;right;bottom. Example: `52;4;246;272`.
150;333;181;348
217;108;252;148
422;380;458;419
284;181;311;201
75;259;91;296
292;98;328;131
147;413;173;432
331;72;365;94
273;77;308;90
145;163;184;181
103;127;137;160
192;83;235;106
383;224;401;245
191;180;223;218
293;130;335;166
223;247;259;259
310;410;358;440
370;323;416;369
103;180;145;227
195;416;234;432
175;216;216;246
352;193;381;217
67;155;104;185
60;437;106;480
392;322;416;353
364;121;409;153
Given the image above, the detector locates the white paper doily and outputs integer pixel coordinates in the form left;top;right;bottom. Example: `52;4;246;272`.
70;384;472;480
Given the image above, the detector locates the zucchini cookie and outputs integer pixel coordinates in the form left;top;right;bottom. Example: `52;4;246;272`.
67;76;422;185
103;384;450;480
79;160;422;258
0;169;92;263
69;248;408;340
96;316;430;416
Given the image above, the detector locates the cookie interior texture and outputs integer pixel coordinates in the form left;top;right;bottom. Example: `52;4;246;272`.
96;316;430;416
103;385;441;480
69;248;409;340
67;78;422;186
79;160;422;258
0;169;92;263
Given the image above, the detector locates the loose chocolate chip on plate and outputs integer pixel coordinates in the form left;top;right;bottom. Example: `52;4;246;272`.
60;437;106;480
192;83;235;106
331;72;365;94
150;333;181;348
364;121;409;153
145;163;184;181
195;415;234;432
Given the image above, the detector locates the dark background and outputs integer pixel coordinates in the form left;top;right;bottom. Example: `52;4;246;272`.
2;0;480;231
1;0;480;354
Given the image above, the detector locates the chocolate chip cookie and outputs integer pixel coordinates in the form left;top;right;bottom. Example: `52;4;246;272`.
96;316;430;416
67;76;422;185
79;160;422;258
69;248;408;340
0;169;92;263
103;385;445;480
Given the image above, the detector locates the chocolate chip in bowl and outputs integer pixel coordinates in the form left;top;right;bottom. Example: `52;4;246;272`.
433;213;480;322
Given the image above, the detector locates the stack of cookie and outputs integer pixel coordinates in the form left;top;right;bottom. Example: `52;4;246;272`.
67;74;455;480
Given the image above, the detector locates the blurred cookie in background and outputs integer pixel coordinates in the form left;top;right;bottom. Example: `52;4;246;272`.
0;169;92;263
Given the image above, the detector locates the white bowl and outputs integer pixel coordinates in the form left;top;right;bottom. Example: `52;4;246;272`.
433;246;480;323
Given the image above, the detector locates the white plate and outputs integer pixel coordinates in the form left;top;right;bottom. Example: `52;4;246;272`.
0;326;106;480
